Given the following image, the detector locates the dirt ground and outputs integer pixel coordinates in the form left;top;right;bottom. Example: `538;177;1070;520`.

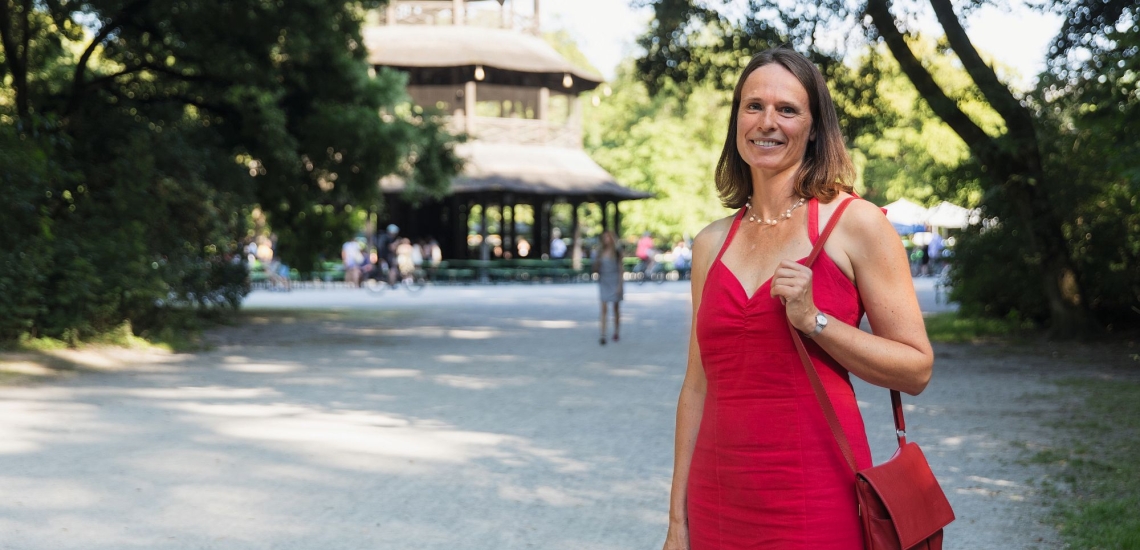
1;282;1136;549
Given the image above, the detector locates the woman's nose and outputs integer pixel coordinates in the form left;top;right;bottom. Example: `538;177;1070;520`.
759;107;777;131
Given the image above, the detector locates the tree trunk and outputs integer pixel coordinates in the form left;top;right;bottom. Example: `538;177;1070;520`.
864;0;1093;338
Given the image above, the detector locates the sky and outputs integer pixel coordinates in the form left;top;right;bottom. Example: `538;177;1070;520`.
538;0;1064;89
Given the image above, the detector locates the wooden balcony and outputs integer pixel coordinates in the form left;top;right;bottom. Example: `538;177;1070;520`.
383;1;538;34
448;116;582;148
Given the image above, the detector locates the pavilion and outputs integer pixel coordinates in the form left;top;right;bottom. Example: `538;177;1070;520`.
365;0;650;262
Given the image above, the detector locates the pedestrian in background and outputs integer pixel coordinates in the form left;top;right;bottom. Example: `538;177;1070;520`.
593;231;623;345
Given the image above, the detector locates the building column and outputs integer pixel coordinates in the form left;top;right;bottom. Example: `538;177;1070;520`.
601;201;610;234
453;0;464;25
454;198;468;259
386;3;397;25
614;201;622;240
465;81;477;134
530;201;542;258
479;201;490;281
532;0;540;35
537;87;549;121
571;201;582;271
509;202;518;257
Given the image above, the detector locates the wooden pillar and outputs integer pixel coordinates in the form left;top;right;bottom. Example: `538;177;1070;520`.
465;81;477;134
530;201;542;258
479;200;490;281
537;87;549;121
452;198;467;259
532;0;540;35
453;0;464;25
571;201;582;270
509;202;518;257
601;201;610;234
568;95;581;127
614;200;623;240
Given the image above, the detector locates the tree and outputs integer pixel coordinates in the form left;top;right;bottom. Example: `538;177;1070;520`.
0;1;461;341
583;63;731;241
634;0;1136;337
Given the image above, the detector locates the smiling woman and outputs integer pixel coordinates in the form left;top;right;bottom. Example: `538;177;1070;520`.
663;47;935;550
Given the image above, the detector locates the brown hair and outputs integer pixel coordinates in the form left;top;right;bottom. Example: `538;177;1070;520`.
715;47;854;208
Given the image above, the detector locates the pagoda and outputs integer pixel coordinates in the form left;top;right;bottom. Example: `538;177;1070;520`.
365;0;649;261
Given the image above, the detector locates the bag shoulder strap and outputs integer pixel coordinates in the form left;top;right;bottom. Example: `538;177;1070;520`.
786;196;908;474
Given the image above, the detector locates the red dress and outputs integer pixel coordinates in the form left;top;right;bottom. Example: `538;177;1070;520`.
688;198;873;549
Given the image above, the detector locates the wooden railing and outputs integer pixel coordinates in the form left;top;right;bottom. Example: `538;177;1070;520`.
384;2;537;33
447;116;582;148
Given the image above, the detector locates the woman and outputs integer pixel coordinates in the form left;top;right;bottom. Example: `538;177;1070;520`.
593;231;624;345
663;47;934;549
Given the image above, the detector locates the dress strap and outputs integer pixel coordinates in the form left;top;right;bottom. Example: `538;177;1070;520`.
808;198;821;243
805;197;857;268
712;208;747;265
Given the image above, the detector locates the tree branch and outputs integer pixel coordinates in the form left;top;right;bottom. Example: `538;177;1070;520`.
863;0;996;160
0;1;30;119
0;3;17;72
67;0;153;115
927;0;1037;142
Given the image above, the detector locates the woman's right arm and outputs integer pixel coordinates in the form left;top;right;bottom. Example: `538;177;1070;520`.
663;219;728;550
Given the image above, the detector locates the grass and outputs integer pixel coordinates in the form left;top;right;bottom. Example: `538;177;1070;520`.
923;311;1034;343
1034;377;1140;549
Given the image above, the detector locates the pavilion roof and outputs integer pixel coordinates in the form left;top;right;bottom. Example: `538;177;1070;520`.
382;142;651;202
363;25;604;94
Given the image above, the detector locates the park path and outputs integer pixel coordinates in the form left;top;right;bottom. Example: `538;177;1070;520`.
0;280;1084;549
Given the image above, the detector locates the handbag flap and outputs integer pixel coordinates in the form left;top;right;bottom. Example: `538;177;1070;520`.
857;442;956;548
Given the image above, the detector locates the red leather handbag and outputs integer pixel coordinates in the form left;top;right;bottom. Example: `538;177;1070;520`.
787;198;955;549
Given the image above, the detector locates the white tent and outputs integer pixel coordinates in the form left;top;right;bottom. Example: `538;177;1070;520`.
883;198;929;226
926;201;977;229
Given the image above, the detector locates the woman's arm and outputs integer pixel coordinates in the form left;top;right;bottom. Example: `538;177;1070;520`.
663;218;729;549
771;200;934;395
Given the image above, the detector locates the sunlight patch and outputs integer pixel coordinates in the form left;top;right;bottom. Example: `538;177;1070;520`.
517;319;579;329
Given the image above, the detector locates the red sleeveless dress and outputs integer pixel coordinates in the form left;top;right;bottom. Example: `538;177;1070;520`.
688;198;873;549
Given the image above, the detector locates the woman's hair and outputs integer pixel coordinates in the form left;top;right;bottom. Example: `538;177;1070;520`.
599;231;618;257
715;47;855;208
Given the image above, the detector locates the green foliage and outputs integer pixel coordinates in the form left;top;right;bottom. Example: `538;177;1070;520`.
0;1;461;343
583;64;732;241
922;311;1032;343
846;42;1003;208
952;14;1140;326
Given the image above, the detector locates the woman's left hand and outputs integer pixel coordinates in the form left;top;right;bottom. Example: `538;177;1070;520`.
770;259;817;333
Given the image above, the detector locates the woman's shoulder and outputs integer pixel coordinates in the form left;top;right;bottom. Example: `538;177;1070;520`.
689;213;738;275
824;193;901;258
692;213;736;255
820;193;888;233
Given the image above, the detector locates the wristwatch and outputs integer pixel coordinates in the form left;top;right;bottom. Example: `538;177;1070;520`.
802;311;828;339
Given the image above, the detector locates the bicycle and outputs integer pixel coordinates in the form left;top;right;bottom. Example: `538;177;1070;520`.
366;265;427;294
632;256;666;285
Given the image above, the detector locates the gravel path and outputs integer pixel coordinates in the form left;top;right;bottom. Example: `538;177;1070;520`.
0;279;1114;549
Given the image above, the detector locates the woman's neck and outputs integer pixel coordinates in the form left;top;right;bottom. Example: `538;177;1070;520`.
748;169;801;220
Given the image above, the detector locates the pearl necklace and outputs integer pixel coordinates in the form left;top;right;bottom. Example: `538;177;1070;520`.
746;196;807;225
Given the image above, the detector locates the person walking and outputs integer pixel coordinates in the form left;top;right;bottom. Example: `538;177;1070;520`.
342;238;364;287
593;231;623;345
663;47;934;549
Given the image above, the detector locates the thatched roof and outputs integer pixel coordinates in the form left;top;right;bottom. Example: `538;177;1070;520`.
382;142;651;202
363;25;604;93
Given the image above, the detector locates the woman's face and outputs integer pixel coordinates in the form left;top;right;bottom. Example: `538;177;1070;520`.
735;63;814;182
